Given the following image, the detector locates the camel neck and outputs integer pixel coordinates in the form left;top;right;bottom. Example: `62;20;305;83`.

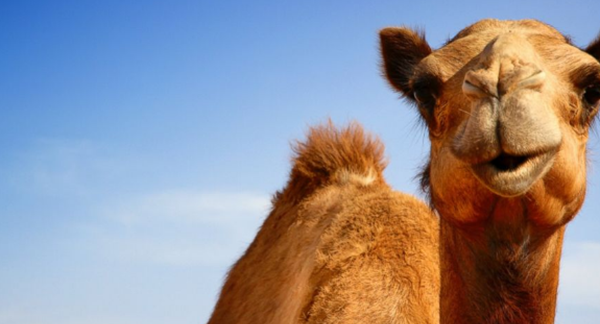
439;219;565;324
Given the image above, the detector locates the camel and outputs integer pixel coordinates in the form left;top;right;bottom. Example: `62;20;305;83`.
208;19;600;324
380;19;600;323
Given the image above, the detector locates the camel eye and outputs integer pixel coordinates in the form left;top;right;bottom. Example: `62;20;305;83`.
411;73;442;122
413;87;437;110
583;85;600;108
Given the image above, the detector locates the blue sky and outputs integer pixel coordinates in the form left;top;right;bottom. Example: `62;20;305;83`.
1;1;600;323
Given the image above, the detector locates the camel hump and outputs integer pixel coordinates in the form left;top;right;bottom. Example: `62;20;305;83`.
290;121;387;189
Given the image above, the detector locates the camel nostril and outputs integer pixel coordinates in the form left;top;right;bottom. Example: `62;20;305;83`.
462;80;488;98
515;70;546;91
490;154;528;171
463;71;499;98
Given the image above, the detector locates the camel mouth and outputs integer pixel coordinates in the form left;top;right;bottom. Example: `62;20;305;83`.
471;151;556;197
489;154;528;172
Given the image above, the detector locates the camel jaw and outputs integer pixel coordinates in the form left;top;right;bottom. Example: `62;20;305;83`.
470;150;556;197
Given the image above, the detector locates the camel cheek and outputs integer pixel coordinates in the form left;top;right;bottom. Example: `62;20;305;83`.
528;130;588;226
429;145;493;224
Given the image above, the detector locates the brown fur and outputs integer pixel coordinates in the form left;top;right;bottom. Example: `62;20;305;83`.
208;123;439;324
381;19;600;323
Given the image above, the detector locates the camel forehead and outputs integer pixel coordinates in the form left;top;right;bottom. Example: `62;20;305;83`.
449;19;567;44
420;19;585;80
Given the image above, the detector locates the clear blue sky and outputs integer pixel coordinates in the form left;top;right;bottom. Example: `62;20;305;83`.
1;1;599;323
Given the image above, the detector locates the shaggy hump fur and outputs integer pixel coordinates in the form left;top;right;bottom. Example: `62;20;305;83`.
283;122;387;203
293;122;386;181
209;122;440;324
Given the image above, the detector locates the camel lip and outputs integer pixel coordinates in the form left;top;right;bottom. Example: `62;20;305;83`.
470;150;556;197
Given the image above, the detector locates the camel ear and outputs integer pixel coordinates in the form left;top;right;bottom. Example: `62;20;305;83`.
380;27;432;95
585;34;600;61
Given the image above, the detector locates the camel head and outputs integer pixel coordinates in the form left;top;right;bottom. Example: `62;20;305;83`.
380;19;600;228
